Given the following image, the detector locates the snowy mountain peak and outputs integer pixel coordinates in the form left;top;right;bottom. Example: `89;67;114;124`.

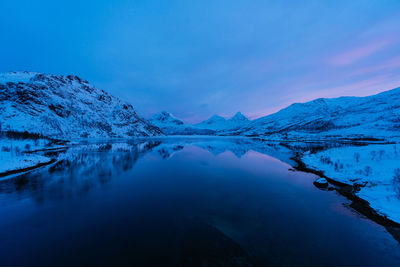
195;113;250;131
0;71;162;138
152;111;174;121
150;111;216;135
151;111;185;126
229;112;248;122
203;115;226;124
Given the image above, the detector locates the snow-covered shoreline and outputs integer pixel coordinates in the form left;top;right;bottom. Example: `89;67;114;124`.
0;137;64;179
0;155;55;179
0;152;50;175
301;143;400;224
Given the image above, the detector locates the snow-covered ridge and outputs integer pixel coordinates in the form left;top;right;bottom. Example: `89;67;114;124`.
236;87;400;140
151;111;185;127
152;87;400;140
0;71;39;83
0;71;162;139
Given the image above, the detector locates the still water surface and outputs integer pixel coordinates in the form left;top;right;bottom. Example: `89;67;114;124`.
0;138;399;266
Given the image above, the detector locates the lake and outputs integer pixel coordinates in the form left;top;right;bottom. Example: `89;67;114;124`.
0;137;399;266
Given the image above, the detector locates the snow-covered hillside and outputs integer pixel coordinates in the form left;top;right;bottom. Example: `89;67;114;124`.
0;133;67;177
0;71;162;139
236;88;400;140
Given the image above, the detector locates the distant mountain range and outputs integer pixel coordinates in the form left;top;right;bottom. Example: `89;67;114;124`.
195;112;249;130
0;71;162;138
149;111;216;135
152;88;400;140
237;87;400;140
150;111;250;135
2;71;400;141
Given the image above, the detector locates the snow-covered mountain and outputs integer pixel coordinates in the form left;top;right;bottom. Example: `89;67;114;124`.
6;70;398;141
150;111;250;135
150;111;215;135
151;111;186;127
196;112;250;131
235;87;400;140
231;111;248;121
151;87;400;140
0;71;162;139
197;115;226;128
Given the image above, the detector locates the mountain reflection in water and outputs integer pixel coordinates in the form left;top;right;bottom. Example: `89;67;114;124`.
0;137;400;266
0;138;294;202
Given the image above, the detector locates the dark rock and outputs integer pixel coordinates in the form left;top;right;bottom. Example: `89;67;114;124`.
314;178;329;188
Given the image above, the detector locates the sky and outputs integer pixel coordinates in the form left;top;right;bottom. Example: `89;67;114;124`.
1;0;400;123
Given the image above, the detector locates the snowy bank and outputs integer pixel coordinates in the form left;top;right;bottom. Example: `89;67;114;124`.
302;144;400;223
0;137;60;178
0;152;53;177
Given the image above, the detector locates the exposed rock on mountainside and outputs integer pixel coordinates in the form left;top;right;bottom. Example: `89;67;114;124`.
0;71;162;138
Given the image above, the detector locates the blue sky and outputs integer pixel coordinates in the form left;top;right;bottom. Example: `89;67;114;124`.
1;0;400;122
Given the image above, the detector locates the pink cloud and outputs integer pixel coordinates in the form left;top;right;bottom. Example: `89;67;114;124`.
345;55;400;77
328;39;392;66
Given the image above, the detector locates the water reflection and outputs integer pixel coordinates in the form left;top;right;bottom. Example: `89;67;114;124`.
0;138;396;204
0;138;389;202
0;140;161;202
0;138;400;266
